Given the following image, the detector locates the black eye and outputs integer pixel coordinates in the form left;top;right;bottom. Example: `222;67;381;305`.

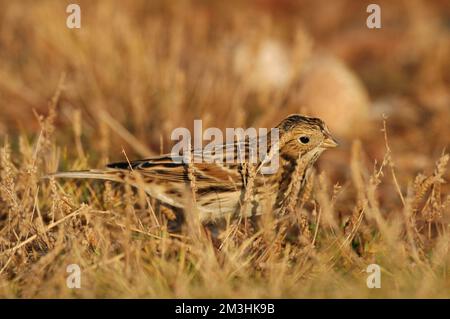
299;136;310;144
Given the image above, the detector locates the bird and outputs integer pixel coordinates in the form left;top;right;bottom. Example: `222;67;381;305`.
49;114;338;221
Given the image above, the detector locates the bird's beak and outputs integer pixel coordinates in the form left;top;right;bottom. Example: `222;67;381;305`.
322;134;339;148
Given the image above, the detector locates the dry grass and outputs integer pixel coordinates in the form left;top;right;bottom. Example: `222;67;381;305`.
0;0;449;298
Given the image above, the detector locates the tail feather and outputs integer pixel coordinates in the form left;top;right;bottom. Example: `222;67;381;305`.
45;169;125;183
45;169;183;209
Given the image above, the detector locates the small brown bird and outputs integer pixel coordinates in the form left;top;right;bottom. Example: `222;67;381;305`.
51;114;337;221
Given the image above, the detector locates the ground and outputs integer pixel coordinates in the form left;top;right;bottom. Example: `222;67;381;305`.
0;0;449;298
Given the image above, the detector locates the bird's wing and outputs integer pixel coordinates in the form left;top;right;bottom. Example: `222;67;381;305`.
49;141;266;215
106;140;261;184
106;153;244;187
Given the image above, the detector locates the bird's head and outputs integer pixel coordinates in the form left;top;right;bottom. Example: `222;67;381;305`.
275;114;338;159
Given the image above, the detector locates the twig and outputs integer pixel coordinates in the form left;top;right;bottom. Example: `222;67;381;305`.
0;206;87;257
382;116;406;206
100;110;152;157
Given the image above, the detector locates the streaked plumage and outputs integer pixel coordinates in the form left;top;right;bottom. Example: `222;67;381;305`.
50;114;338;221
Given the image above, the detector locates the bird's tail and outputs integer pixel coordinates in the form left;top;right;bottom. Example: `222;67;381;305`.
45;169;125;183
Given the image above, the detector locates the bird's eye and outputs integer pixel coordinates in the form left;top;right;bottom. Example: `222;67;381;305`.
299;136;310;144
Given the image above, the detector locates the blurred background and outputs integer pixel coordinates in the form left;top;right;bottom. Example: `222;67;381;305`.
1;0;450;299
0;0;449;187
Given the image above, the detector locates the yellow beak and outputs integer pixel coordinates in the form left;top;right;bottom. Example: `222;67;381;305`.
322;135;339;148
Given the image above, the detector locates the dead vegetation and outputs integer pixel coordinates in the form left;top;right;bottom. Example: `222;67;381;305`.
0;0;449;298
